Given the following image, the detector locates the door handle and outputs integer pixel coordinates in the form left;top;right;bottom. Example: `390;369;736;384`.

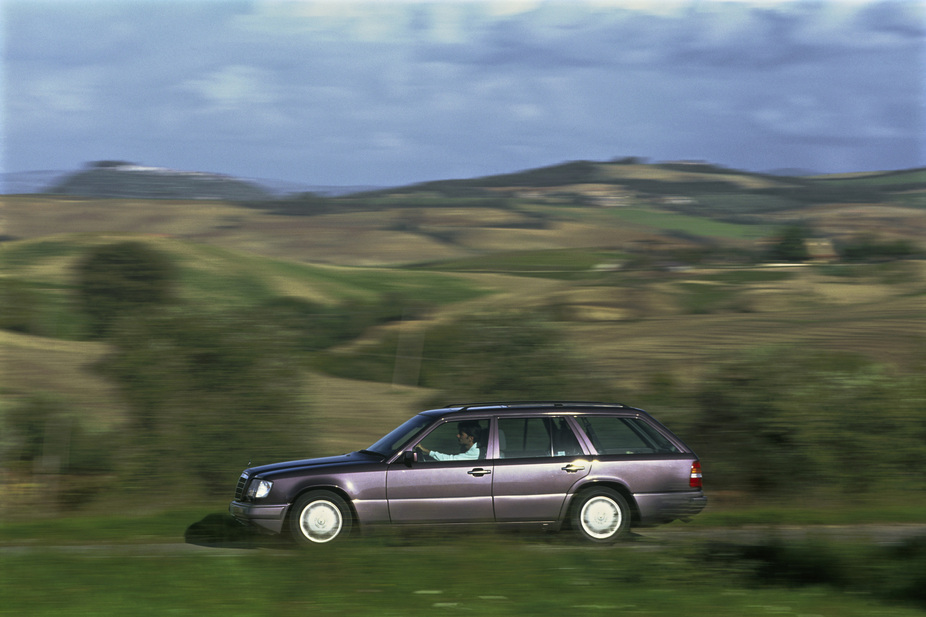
562;463;585;473
467;468;492;477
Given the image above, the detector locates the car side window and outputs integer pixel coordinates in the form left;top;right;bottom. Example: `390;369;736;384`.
576;416;680;455
497;416;583;459
416;418;489;462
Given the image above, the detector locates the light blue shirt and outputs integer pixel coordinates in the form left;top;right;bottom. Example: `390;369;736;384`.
430;444;480;461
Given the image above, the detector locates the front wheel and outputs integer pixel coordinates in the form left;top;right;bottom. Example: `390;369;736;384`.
571;488;630;544
289;490;353;546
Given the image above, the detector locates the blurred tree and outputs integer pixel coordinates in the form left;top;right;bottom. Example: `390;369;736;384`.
2;394;114;476
0;278;40;334
838;235;919;262
768;225;810;262
253;295;408;352
689;348;926;496
102;309;311;495
75;242;176;338
418;312;620;403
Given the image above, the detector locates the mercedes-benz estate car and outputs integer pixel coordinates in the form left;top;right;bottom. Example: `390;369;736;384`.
229;401;706;545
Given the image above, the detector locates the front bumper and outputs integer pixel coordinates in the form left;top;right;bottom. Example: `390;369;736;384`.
229;500;289;535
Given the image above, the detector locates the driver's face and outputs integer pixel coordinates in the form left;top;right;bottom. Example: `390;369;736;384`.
457;431;474;447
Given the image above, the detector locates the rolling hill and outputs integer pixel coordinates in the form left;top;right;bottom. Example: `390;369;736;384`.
2;158;925;456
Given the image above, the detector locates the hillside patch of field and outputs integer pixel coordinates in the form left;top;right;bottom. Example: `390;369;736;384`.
813;168;926;186
598;162;790;190
604;207;773;241
0;331;124;428
2;235;492;311
417;248;631;278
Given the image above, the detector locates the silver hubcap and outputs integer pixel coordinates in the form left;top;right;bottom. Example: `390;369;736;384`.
299;500;342;543
580;496;621;539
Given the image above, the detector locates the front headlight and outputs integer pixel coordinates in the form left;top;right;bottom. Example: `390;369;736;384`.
246;479;273;500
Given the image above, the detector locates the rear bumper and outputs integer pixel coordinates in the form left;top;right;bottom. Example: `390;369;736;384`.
634;491;707;524
229;501;288;535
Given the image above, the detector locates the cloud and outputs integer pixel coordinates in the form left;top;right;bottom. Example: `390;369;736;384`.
3;0;924;183
181;65;278;111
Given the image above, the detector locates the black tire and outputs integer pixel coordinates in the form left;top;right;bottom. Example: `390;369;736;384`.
289;490;353;546
570;488;630;544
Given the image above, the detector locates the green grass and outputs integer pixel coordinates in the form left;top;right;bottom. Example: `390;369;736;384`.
676;281;744;314
0;239;86;267
1;236;491;318
416;249;630;279
3;501;924;616
816;169;926;187
2;532;924;617
0;507;220;545
605;207;772;240
3;497;924;547
704;269;794;284
691;497;926;527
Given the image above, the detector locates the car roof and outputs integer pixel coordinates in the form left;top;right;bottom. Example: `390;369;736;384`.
419;401;644;418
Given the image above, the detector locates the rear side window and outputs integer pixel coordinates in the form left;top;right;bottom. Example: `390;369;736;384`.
497;416;584;458
576;416;680;455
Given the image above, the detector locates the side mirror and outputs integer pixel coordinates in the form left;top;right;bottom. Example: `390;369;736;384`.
402;450;418;466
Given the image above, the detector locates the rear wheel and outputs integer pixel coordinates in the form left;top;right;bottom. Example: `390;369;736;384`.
571;488;630;544
289;490;352;546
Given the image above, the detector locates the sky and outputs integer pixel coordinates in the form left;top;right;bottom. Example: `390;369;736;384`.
3;0;925;187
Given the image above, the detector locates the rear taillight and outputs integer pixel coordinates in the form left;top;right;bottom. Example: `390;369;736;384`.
689;461;703;489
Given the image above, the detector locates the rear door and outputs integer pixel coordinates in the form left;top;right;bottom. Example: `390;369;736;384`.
491;416;590;522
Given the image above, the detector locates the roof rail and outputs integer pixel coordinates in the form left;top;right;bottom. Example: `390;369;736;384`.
445;401;627;412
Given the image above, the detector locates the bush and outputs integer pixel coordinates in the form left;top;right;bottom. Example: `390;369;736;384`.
688;349;926;496
252;295;406;352
75;242;177;338
417;312;620;403
0;278;41;334
838;235;920;262
101;309;312;495
767;225;809;262
2;395;115;475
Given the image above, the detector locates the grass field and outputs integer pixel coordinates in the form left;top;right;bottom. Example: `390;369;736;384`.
604;207;773;240
2;505;925;617
4;542;923;617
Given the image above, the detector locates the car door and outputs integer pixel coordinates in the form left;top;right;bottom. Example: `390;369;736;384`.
385;418;494;523
491;416;591;522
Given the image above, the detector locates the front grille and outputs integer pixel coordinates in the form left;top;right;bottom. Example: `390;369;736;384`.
235;472;249;500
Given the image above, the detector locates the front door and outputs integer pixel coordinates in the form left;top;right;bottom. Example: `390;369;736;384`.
386;418;493;523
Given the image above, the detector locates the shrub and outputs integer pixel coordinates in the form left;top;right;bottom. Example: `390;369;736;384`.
101;310;312;495
688;348;926;496
75;242;176;338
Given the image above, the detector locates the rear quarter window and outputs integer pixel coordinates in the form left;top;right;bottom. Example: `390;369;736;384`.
576;416;680;455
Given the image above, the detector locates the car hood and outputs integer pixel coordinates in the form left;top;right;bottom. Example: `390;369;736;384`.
245;450;383;477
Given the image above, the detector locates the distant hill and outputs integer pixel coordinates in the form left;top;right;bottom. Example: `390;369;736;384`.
43;162;273;201
1;170;71;195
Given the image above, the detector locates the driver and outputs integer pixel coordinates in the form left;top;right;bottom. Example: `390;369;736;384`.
416;421;481;461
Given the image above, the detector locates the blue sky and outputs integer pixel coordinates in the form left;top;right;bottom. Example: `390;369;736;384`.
3;0;925;186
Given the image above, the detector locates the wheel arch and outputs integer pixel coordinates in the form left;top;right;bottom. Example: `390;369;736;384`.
565;480;641;525
286;485;361;533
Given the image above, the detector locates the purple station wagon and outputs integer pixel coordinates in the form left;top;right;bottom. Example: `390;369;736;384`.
229;402;706;545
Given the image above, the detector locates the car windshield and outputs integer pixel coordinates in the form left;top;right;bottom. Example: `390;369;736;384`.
364;415;433;457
